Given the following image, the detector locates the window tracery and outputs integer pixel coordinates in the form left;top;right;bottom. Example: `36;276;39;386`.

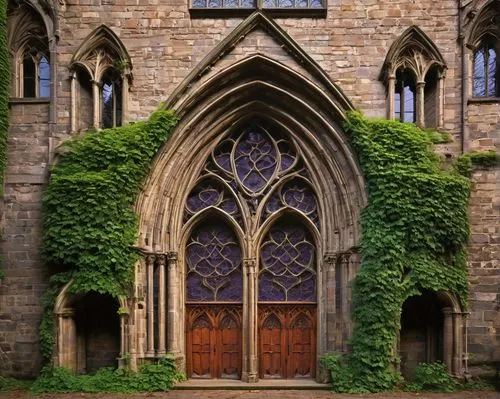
70;25;132;131
7;1;50;98
468;3;500;99
184;123;320;306
381;26;446;128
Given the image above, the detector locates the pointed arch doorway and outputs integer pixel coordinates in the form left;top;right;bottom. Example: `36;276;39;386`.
183;122;319;380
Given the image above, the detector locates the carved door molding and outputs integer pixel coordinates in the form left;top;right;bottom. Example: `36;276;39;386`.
258;305;316;379
186;305;242;379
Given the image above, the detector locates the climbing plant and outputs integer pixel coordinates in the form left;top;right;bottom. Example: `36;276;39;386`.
40;111;178;360
327;113;471;392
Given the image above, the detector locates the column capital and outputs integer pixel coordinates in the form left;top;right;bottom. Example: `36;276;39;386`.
323;252;339;265
145;254;156;266
167;251;178;265
157;254;166;267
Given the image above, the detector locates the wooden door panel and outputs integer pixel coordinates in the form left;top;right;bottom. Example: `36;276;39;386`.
259;306;316;379
219;314;241;379
260;314;285;378
187;306;242;379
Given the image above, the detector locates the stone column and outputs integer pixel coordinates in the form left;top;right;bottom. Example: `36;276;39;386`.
245;258;258;382
92;80;100;129
167;252;178;353
146;254;155;357
121;70;130;125
452;312;463;376
157;254;166;357
442;307;453;372
387;75;396;120
339;252;351;352
324;253;338;352
437;72;445;128
416;81;425;127
70;72;77;132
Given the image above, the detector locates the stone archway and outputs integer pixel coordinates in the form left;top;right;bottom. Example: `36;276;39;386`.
54;281;128;372
399;290;465;378
132;11;366;382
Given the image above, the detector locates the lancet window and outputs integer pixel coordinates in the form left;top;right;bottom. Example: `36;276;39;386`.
381;26;446;128
7;1;51;98
70;25;132;131
468;3;500;99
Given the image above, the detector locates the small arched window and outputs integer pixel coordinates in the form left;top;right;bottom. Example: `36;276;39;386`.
101;70;123;129
21;50;50;98
394;68;416;123
473;40;499;97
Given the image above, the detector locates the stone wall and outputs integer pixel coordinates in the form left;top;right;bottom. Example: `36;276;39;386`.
0;0;499;377
0;101;50;377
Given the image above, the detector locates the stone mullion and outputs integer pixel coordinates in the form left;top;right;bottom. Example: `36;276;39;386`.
244;257;258;382
157;254;166;356
146;254;155;357
387;75;396;120
92;80;100;129
416;81;425;127
437;72;445;128
70;72;77;132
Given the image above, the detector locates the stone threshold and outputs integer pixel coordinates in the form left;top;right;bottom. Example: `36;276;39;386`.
175;379;331;390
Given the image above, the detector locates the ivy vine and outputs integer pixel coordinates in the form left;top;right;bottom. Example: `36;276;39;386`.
332;113;471;392
40;111;178;360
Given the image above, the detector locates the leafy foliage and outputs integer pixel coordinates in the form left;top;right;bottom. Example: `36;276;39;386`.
31;357;182;393
323;113;470;392
456;150;500;176
406;362;457;392
0;376;33;392
40;111;178;360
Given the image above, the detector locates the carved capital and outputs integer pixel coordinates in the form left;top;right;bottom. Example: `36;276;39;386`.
157;254;166;267
339;251;352;265
243;258;257;273
145;254;156;267
167;251;178;268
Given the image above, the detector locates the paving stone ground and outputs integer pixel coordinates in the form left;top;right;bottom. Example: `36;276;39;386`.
1;390;499;399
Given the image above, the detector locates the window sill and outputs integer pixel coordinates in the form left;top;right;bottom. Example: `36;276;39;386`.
9;97;50;105
189;7;326;18
468;97;500;105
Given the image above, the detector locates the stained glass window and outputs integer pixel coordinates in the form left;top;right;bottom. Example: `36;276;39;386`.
474;42;499;97
186;222;242;302
185;123;319;304
259;222;316;302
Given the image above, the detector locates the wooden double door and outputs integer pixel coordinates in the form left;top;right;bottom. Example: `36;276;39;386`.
186;304;316;379
259;305;316;379
186;305;242;379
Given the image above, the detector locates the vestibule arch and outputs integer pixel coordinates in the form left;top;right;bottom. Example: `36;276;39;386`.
134;47;366;380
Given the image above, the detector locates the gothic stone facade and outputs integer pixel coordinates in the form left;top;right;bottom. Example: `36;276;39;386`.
0;0;499;380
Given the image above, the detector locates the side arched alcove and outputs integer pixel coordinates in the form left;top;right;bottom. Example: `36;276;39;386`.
133;51;366;381
54;280;129;373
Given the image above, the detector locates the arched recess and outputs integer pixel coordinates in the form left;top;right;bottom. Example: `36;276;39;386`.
381;26;447;127
399;290;464;378
69;25;132;131
133;15;366;380
54;280;129;373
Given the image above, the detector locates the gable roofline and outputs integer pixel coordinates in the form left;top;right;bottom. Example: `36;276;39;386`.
164;10;353;112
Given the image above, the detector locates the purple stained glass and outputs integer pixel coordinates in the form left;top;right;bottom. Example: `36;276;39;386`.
186;223;242;302
234;131;278;193
259;223;316;302
277;140;296;172
213;139;234;173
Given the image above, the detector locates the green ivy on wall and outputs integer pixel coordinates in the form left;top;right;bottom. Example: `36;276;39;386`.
331;113;471;392
40;111;178;360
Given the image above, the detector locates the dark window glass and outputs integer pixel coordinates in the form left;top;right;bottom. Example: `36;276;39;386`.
38;56;50;97
186;222;242;302
259;222;316;302
23;56;36;97
101;80;114;128
394;68;416;123
474;42;498;97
